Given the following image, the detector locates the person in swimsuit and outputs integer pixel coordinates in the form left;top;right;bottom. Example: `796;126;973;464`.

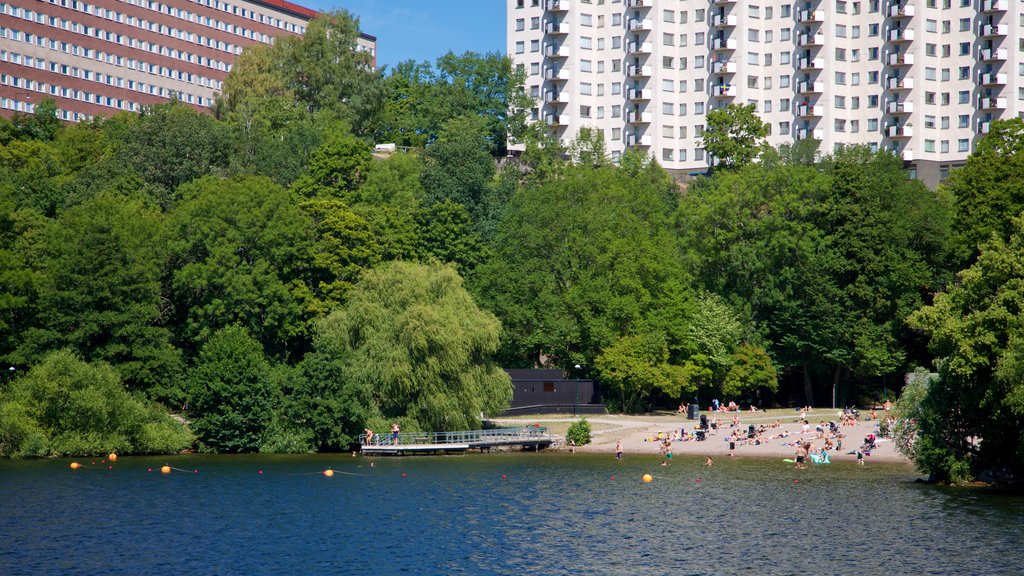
615;440;623;460
391;423;400;445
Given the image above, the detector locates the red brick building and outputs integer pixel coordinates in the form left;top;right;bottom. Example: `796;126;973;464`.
0;0;375;121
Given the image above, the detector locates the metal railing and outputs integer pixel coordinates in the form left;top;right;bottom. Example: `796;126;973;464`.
362;427;550;447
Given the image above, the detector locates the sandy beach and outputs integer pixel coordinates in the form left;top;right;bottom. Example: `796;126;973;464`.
495;408;909;464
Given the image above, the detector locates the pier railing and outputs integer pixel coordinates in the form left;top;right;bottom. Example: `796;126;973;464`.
363;427;550;448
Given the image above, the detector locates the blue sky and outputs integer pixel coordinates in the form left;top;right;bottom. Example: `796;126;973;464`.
301;1;507;70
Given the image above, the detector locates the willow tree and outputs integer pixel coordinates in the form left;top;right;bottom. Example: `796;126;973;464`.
316;261;511;431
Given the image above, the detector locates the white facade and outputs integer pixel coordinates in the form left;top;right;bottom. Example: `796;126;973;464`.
508;0;1017;183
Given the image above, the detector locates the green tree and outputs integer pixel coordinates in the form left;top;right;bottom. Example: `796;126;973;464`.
701;103;769;170
188;326;275;452
594;333;690;413
316;261;512;431
291;130;373;200
0;349;192;457
420;115;496;217
169;176;311;357
27;194;181;396
722;343;778;398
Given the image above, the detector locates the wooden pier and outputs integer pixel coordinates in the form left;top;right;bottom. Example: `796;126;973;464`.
361;427;554;456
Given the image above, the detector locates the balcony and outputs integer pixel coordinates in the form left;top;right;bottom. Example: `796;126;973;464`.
979;72;1007;86
979;96;1007;110
626;110;652;124
544;113;570;126
545;0;570;12
626;134;652;147
888;4;915;18
628;65;652;77
544;44;567;58
712;14;738;27
627;41;653;54
886;76;914;90
797;32;825;47
544;21;567;35
886;101;914;114
625;0;649;8
542;91;564;103
543;67;570;81
796;127;825;140
887;52;914;66
628;18;653;31
981;0;1008;12
979;47;1008;61
628;88;652;101
798;9;822;23
798;57;825;70
797;80;824;94
978;120;991;135
886;125;913;138
888;28;914;42
797;104;822;117
979;23;1007;38
711;60;737;74
711;84;737;97
712;0;737;4
712;37;737;51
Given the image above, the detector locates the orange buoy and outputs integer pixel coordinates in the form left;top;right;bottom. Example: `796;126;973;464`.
108;453;118;463
70;462;81;470
323;469;334;477
642;474;653;483
160;465;171;474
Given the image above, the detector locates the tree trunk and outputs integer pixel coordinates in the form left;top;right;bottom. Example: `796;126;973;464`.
831;365;842;409
803;363;815;407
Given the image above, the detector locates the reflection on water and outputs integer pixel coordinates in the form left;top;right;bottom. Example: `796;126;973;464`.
1;453;1022;575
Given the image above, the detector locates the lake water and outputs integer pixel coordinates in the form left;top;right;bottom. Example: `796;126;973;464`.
1;453;1022;575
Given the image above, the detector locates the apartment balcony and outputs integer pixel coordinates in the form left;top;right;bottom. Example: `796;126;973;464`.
626;110;652;124
798;57;825;70
711;60;737;74
888;28;914;42
628;88;652;101
888;4;915;18
626;134;652;147
886;100;914;114
981;0;1008;12
979;23;1007;38
628;18;653;31
886;125;913;138
544;113;570;127
979;47;1008;62
978;120;991;135
901;148;915;161
625;0;650;8
797;32;825;47
628;65;652;78
542;91;565;103
712;14;738;28
545;0;570;12
886;76;914;90
711;84;737;97
887;52;914;66
712;0;737;5
544;44;568;58
797;104;823;117
797;80;824;94
712;37;738;51
979;96;1007;110
626;41;653;55
544;21;568;35
796;127;825;140
979;72;1007;86
798;9;822;23
543;67;570;81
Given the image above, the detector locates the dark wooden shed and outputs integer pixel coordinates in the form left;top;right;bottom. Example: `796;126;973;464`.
503;369;605;415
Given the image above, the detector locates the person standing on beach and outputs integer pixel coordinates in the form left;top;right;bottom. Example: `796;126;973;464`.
615;440;623;460
795;445;807;470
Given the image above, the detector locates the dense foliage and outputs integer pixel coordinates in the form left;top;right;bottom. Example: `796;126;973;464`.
1;9;1019;483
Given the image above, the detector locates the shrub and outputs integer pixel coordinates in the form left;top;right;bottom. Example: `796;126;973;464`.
566;418;592;447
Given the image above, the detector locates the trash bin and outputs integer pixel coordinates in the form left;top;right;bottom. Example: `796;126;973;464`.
748;424;756;439
687;404;699;420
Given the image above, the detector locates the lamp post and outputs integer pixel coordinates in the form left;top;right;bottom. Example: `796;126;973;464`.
573;364;581;417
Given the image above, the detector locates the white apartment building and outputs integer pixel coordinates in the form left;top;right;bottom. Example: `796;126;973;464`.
508;0;1018;187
